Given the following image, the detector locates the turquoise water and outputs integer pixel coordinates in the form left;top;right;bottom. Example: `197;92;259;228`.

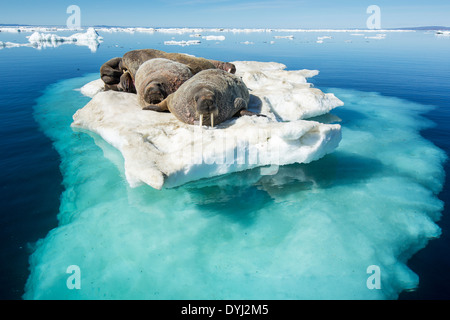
24;75;445;299
1;29;449;299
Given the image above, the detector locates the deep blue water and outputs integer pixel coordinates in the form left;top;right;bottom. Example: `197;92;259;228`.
0;30;449;299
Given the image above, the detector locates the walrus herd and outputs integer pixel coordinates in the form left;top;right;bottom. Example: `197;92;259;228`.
100;49;263;127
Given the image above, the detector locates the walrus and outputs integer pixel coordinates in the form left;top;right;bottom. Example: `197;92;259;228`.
122;49;236;79
99;57;124;91
135;58;193;108
142;69;262;127
100;49;236;94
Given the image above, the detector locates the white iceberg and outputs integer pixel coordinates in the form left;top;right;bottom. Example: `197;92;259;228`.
26;27;103;52
72;61;342;190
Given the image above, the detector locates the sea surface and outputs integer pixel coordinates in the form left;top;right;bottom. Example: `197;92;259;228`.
0;29;449;299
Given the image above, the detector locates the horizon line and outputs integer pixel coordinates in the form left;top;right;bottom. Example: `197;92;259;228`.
1;24;449;31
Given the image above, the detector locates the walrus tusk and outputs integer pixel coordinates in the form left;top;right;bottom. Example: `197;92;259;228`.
211;113;214;128
199;114;203;127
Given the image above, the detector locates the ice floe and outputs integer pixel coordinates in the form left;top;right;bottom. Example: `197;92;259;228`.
27;27;103;52
365;34;386;40
0;27;103;52
163;40;201;46
316;36;333;43
273;35;294;39
72;61;342;190
202;35;226;41
0;41;31;49
436;30;450;36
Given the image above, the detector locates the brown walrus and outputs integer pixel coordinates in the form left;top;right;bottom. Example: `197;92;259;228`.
135;58;193;108
99;57;127;92
100;49;236;95
143;69;263;127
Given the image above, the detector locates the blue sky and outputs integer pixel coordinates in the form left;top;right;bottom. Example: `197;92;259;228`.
1;0;449;28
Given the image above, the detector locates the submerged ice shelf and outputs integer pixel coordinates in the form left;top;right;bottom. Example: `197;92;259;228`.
25;71;446;300
72;61;342;189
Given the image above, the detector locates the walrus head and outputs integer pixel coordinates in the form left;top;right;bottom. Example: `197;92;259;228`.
144;81;167;105
194;88;219;127
223;62;236;74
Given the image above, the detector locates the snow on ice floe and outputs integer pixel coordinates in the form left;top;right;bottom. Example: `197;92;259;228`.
72;61;342;190
234;61;343;120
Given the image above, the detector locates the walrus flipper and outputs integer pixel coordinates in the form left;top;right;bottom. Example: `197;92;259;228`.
142;99;169;112
234;97;247;111
118;71;136;93
239;110;267;117
234;98;266;118
100;57;123;87
209;60;237;74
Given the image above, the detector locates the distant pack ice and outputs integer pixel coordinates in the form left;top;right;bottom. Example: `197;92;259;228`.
72;61;342;189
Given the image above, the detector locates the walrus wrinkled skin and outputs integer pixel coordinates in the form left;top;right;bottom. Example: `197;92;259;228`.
143;69;263;127
100;49;236;94
135;58;193;108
